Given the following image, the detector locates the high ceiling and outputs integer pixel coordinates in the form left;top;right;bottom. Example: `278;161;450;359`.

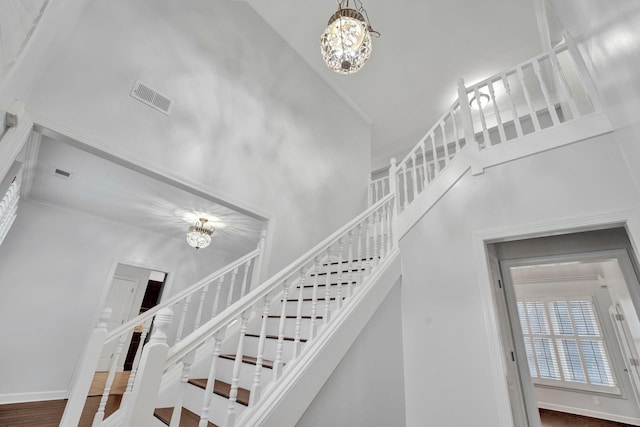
245;0;559;169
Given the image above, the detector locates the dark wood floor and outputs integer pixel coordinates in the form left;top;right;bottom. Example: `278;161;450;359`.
540;409;634;426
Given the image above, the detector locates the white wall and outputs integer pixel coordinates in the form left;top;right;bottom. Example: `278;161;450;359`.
399;132;640;426
296;281;406;427
0;198;236;398
24;0;371;276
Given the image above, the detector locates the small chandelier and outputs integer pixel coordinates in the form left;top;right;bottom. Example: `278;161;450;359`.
186;218;214;250
320;0;380;74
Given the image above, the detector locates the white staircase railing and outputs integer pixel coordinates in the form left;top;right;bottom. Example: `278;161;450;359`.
60;233;266;427
119;193;396;427
373;41;601;215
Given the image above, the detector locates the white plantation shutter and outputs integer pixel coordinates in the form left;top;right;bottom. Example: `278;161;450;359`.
517;296;617;392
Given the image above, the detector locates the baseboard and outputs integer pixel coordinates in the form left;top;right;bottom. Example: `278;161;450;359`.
0;390;67;404
538;401;640;426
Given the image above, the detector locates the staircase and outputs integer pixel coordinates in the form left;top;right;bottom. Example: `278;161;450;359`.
2;37;610;427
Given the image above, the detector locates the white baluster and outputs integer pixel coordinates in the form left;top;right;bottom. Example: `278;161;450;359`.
428;134;438;175
169;350;196;427
226;267;239;308
335;238;344;311
440;121;450;164
93;334;127;426
323;247;333;325
250;295;272;406
401;163;409;209
549;50;580;119
532;58;560;126
501;73;524;138
250;230;267;291
389;158;399;215
381;177;387;199
210;275;225;319
347;230;355;298
487;80;507;144
473;86;492;147
193;284;209;331
122;320;151;406
273;281;290;379
293;268;306;358
451;110;461;152
309;257;320;340
198;331;224;427
411;152;418;200
356;222;363;265
226;313;250;427
372;212;379;269
516;66;541;132
239;259;252;298
175;295;192;343
380;204;387;260
365;217;372;273
386;200;393;251
419;141;428;187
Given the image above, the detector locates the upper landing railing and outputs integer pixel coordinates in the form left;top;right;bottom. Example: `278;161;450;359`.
370;40;602;212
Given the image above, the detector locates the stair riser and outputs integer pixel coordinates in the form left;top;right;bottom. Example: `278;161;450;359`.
214;356;274;390
291;283;356;300
280;299;343;317
262;317;316;339
182;382;245;426
243;335;304;363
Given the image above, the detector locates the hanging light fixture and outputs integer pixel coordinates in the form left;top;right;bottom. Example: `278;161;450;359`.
186;218;214;250
320;0;380;74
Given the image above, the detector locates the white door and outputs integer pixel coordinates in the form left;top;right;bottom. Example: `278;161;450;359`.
96;275;139;371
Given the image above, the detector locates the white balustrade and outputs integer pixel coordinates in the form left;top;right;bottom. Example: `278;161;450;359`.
387;43;597;216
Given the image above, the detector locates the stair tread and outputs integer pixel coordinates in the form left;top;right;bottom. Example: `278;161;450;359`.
298;281;356;288
310;269;364;276
322;257;374;266
220;353;275;369
285;297;343;302
154;406;217;427
267;315;322;319
245;333;307;342
188;379;250;406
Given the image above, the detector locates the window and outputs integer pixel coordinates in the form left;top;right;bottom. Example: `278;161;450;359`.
517;296;618;394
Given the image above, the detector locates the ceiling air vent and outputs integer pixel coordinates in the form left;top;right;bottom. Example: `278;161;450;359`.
54;168;72;179
130;80;172;115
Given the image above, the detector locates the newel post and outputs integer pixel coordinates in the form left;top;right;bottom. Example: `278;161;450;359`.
122;308;173;427
457;79;483;174
388;158;400;248
60;308;111;427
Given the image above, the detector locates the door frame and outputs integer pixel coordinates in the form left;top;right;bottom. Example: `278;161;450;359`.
472;209;640;427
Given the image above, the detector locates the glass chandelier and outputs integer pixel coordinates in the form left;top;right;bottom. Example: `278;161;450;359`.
186;218;214;249
320;0;379;74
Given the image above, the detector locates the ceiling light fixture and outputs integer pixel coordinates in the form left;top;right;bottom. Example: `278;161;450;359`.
320;0;380;75
186;218;214;250
469;92;490;109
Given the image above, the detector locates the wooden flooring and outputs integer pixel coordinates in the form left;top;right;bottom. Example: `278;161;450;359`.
540;409;634;426
154;407;217;427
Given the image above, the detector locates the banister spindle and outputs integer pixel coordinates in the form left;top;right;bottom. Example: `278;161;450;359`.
365;217;372;273
239;259;252;298
356;222;364;265
323;246;333;325
401;163;409;209
192;283;209;331
92;334;127;426
309;257;321;339
486;80;507;144
122;320;151;405
198;331;224;427
226;313;250;427
429;133;439;174
250;295;272;406
501;73;524;138
451;110;461;152
335;237;345;311
210;275;225;319
532;58;560;126
293;268;306;359
347;230;355;298
226;267;239;308
549;50;580;119
516;66;541;132
410;152;418;200
386;200;393;251
175;295;192;343
440;121;450;163
380;204;387;260
169;350;196;427
473;86;492;147
372;212;379;269
419;141;428;187
273;281;291;379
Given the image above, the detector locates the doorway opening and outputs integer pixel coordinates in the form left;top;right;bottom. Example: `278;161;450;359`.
91;263;167;396
489;227;640;426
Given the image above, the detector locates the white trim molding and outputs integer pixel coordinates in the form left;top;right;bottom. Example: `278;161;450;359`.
0;390;67;405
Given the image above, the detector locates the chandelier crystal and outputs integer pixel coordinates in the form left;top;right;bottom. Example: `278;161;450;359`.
320;0;379;74
186;218;214;250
